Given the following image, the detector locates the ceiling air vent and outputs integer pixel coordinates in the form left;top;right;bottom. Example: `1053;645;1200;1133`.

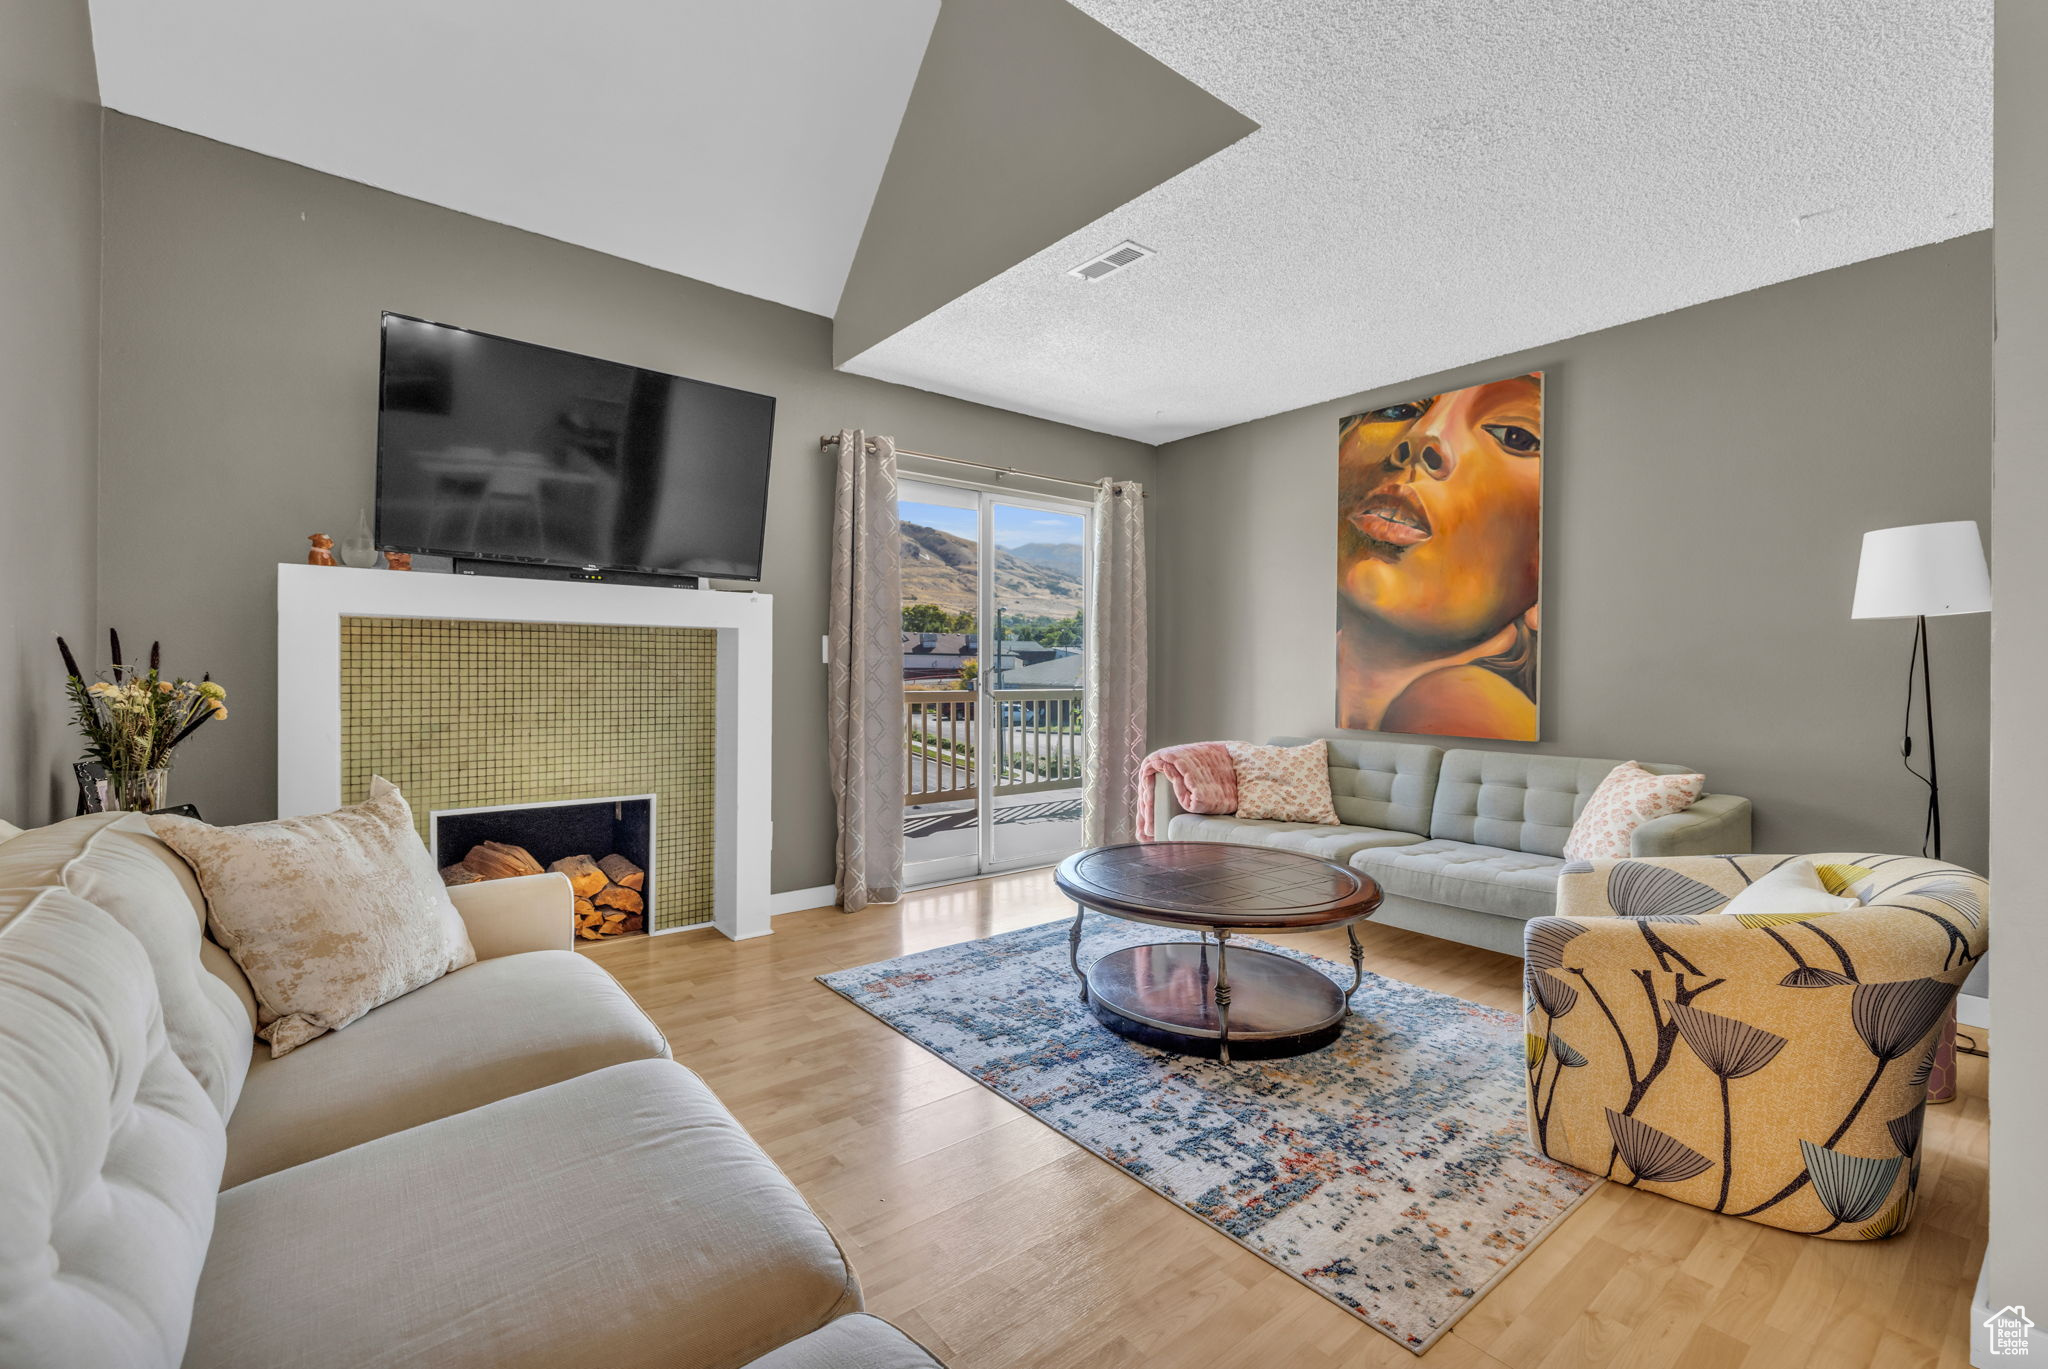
1068;239;1154;282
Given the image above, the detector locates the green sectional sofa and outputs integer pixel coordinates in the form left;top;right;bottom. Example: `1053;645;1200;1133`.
1152;736;1753;956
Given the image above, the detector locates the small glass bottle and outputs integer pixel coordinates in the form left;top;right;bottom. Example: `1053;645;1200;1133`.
339;508;381;568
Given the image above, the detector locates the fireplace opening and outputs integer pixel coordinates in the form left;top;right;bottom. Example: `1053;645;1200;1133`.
432;795;655;939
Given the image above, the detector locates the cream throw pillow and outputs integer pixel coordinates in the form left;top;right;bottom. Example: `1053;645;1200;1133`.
1225;739;1342;826
151;778;475;1056
1561;761;1705;860
1714;858;1861;920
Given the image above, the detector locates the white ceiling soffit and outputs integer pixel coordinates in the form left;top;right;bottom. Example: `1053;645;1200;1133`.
841;0;1992;445
85;0;939;317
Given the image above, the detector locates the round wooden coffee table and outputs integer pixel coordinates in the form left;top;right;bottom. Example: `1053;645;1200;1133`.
1054;842;1383;1063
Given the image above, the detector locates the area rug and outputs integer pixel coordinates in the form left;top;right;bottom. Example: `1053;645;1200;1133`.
819;916;1599;1353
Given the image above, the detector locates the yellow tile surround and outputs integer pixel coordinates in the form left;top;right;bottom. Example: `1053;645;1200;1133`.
339;616;717;930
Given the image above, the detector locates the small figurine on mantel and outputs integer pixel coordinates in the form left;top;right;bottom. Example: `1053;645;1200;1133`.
384;551;413;571
307;533;336;566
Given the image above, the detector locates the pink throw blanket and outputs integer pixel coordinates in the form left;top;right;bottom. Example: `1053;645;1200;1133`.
1135;742;1237;841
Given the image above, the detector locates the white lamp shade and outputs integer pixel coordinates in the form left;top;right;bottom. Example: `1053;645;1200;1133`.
1851;520;1991;619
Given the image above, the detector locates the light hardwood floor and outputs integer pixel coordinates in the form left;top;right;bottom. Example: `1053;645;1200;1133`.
584;868;1987;1368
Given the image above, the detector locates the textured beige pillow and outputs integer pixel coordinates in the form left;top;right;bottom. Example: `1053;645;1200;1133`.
151;778;475;1056
1225;739;1342;825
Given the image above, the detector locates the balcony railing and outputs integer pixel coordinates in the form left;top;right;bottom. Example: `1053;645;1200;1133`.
905;688;1084;806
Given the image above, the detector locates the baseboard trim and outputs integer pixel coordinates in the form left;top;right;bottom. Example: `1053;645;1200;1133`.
1972;1264;2040;1365
771;884;838;917
1959;992;1989;1030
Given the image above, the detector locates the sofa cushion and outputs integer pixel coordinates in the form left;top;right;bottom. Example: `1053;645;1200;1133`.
0;888;224;1369
1353;839;1565;922
189;1061;860;1369
0;813;253;1117
1430;749;1697;858
1271;735;1441;835
1167;811;1425;863
222;949;670;1186
743;1316;944;1369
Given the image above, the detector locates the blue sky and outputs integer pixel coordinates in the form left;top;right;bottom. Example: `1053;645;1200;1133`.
901;500;1083;549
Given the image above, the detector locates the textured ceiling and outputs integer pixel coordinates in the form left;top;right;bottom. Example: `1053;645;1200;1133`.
85;0;938;316
842;0;1992;444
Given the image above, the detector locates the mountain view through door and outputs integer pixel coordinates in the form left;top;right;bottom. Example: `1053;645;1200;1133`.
900;486;1089;883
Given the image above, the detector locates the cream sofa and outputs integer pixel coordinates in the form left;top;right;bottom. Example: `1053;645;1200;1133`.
1154;736;1753;956
0;812;941;1369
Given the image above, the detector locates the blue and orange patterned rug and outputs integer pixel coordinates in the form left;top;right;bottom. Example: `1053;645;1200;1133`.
820;916;1599;1353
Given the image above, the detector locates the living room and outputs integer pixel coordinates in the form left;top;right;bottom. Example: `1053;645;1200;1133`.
1;2;2036;1367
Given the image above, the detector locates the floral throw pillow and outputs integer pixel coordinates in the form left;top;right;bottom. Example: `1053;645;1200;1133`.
1225;740;1342;826
150;777;476;1056
1562;761;1706;861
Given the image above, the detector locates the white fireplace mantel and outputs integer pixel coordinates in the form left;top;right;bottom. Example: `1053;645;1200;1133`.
276;563;774;940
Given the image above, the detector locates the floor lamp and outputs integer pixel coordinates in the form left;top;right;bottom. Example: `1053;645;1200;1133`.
1851;520;1992;858
1851;519;1990;1103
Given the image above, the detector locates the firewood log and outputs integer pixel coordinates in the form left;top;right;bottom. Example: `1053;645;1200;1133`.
464;841;543;881
439;862;484;887
549;854;610;899
596;854;645;891
594;885;644;914
622;915;644;934
576;924;603;941
574;896;596;918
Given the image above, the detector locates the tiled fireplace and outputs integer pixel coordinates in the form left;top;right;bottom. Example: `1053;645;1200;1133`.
339;616;714;929
276;563;774;939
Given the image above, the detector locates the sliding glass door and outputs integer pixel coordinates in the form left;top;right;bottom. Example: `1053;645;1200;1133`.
899;478;1090;885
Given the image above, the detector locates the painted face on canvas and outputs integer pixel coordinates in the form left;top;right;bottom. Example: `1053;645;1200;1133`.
1337;375;1542;649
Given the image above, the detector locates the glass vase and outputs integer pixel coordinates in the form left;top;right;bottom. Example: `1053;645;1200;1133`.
339;508;381;569
104;767;170;813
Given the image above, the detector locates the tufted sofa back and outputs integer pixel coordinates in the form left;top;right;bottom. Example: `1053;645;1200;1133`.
0;885;225;1367
1269;735;1441;834
1430;749;1698;857
0;815;255;1116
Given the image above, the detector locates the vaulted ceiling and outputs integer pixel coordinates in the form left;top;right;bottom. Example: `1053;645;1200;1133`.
87;0;1991;445
85;0;940;317
842;0;1993;442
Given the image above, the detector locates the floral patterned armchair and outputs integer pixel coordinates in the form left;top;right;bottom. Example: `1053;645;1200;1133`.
1523;853;1986;1239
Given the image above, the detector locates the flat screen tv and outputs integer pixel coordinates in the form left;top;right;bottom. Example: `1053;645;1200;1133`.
375;313;777;581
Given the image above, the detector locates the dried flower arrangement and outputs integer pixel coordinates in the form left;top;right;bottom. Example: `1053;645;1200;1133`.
58;630;229;813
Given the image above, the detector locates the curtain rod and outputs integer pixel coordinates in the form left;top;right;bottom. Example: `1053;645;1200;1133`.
818;433;1140;496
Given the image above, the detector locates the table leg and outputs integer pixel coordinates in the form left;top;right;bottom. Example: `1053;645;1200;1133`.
1215;929;1233;1065
1346;925;1365;1015
1069;904;1088;1004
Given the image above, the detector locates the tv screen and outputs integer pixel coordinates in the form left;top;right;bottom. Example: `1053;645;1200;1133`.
375;313;777;581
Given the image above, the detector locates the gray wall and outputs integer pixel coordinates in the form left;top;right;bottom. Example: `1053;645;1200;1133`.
0;0;99;826
1985;0;2045;1331
833;0;1255;365
96;113;1154;893
1153;235;1992;872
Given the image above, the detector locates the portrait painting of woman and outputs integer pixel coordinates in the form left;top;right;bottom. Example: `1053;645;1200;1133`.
1336;373;1542;741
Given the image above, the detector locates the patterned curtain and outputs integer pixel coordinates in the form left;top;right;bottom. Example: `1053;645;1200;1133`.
827;430;904;910
1082;479;1149;846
